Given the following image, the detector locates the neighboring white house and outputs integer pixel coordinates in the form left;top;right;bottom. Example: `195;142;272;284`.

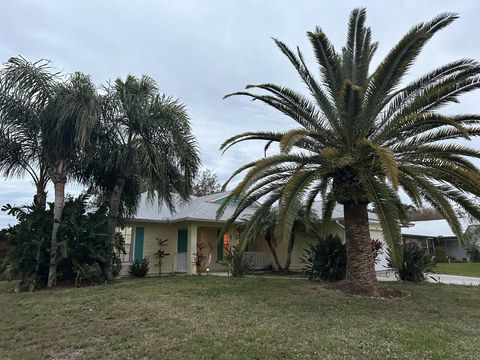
120;191;389;276
401;219;477;261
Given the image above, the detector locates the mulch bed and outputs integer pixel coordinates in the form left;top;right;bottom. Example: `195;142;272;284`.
329;280;409;299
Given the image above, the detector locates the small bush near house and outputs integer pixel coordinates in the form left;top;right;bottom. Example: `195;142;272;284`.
224;246;252;277
433;247;448;263
73;262;105;287
468;246;480;262
129;257;150;277
156;238;170;275
388;243;435;282
193;242;207;275
302;234;346;282
302;236;383;282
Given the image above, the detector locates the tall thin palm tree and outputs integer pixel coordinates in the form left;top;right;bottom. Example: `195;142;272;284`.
43;72;98;287
239;207;283;271
0;57;54;207
83;75;200;280
0;57;98;287
218;9;480;290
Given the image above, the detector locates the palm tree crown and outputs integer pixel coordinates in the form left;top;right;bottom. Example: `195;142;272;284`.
0;57;57;207
86;75;200;214
218;9;480;284
82;75;200;280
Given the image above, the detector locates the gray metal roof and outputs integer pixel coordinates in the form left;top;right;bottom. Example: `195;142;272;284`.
401;219;457;238
400;218;480;238
131;191;257;223
309;201;379;222
130;191;379;224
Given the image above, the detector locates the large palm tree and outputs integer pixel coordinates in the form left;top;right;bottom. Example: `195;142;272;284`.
83;75;200;280
0;57;98;288
0;57;98;287
0;57;54;207
43;72;98;287
218;9;480;289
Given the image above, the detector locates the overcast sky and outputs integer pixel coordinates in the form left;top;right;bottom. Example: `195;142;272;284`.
1;0;480;227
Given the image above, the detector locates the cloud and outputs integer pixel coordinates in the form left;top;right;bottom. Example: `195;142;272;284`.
1;0;480;227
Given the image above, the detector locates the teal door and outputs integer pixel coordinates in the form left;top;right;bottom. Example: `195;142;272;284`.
176;229;188;272
217;230;224;261
177;229;188;253
134;227;144;262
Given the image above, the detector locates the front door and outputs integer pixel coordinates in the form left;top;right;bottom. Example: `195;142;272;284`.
134;227;144;262
176;229;188;272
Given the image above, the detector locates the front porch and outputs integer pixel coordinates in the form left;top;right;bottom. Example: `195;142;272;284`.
175;224;271;274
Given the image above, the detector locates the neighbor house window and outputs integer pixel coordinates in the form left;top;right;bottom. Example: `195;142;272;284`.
117;226;133;262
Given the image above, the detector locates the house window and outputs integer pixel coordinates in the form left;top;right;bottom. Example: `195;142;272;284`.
217;232;230;261
117;226;133;262
223;233;230;256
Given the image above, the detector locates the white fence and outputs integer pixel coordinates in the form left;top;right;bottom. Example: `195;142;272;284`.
244;251;268;270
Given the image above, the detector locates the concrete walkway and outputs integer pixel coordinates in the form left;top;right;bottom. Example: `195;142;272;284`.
212;270;480;286
427;274;480;286
377;271;480;286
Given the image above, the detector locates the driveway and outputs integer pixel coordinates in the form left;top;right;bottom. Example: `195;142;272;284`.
427;274;480;286
377;270;480;286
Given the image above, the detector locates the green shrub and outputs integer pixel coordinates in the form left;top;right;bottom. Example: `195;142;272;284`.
111;252;123;278
433;247;448;263
224;246;252;277
129;257;150;277
0;204;52;290
388;243;434;282
468;246;480;262
73;262;105;287
0;194;124;290
301;234;346;282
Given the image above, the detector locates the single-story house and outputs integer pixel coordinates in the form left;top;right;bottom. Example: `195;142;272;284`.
401;219;477;261
121;191;389;276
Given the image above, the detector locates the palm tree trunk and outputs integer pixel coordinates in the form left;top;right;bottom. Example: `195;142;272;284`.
33;182;47;209
47;174;66;288
265;234;282;271
343;201;377;285
284;232;295;272
105;177;126;281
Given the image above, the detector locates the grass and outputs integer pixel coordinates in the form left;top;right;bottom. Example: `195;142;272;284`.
434;262;480;277
1;277;479;360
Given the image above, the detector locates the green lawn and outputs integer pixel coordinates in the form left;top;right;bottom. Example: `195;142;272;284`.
1;277;479;359
434;262;480;277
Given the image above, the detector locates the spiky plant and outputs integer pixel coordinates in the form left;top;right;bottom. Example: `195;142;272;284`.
218;9;480;287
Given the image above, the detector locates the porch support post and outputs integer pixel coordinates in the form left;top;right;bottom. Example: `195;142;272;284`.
187;223;198;275
229;227;237;250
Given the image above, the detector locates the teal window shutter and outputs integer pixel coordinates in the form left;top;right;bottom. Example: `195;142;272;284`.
217;230;224;261
177;229;188;253
134;227;144;262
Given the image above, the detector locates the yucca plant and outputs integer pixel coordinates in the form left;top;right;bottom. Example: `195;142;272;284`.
388;243;435;282
218;8;480;290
